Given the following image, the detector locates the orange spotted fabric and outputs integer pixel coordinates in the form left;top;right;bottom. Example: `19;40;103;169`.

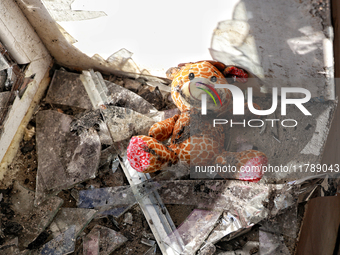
127;61;267;182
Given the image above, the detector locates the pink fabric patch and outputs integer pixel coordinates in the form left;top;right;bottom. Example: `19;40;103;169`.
127;137;150;172
238;156;268;182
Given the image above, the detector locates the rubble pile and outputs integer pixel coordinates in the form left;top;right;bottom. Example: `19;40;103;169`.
0;66;338;255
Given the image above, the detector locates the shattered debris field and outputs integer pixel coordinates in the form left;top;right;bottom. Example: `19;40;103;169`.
0;64;338;255
0;0;339;253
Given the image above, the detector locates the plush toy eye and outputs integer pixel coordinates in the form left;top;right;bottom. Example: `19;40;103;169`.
210;76;217;82
188;73;195;80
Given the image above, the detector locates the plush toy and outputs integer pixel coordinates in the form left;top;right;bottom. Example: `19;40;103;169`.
127;61;267;182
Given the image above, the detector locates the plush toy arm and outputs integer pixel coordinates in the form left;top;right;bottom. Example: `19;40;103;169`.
148;114;179;142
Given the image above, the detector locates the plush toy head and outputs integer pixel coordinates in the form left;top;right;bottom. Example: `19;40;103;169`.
167;61;235;113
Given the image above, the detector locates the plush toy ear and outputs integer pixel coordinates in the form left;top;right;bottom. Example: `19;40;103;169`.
166;66;182;80
166;61;196;80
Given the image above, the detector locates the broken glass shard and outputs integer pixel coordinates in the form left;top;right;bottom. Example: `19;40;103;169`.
137;85;165;110
39;225;76;255
112;138;132;157
145;81;171;93
78;186;135;208
123;212;133;225
70;109;102;133
123;78;142;92
70;189;79;203
198;243;216;255
101;106;155;143
162;108;180;120
143;244;157;255
83;230;99;255
157;180;270;210
45;70;93;109
70;110;112;145
111;158;120;173
259;230;290;255
141;238;155;247
234;241;260;254
99;146;117;167
48;208;97;238
78;186;134;218
80;70;110;108
78;181;162;217
106;48;141;77
106;80;158;115
206;212;243;245
10;182;63;249
35;110;101;205
97;120;113;145
163;209;222;254
259;204;298;238
87;225;127;255
119;156;184;254
107;48;133;62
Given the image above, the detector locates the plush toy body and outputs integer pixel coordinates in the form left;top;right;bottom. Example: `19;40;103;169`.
127;61;267;182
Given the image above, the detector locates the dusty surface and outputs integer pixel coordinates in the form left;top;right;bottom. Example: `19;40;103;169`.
0;71;188;254
0;64;312;254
